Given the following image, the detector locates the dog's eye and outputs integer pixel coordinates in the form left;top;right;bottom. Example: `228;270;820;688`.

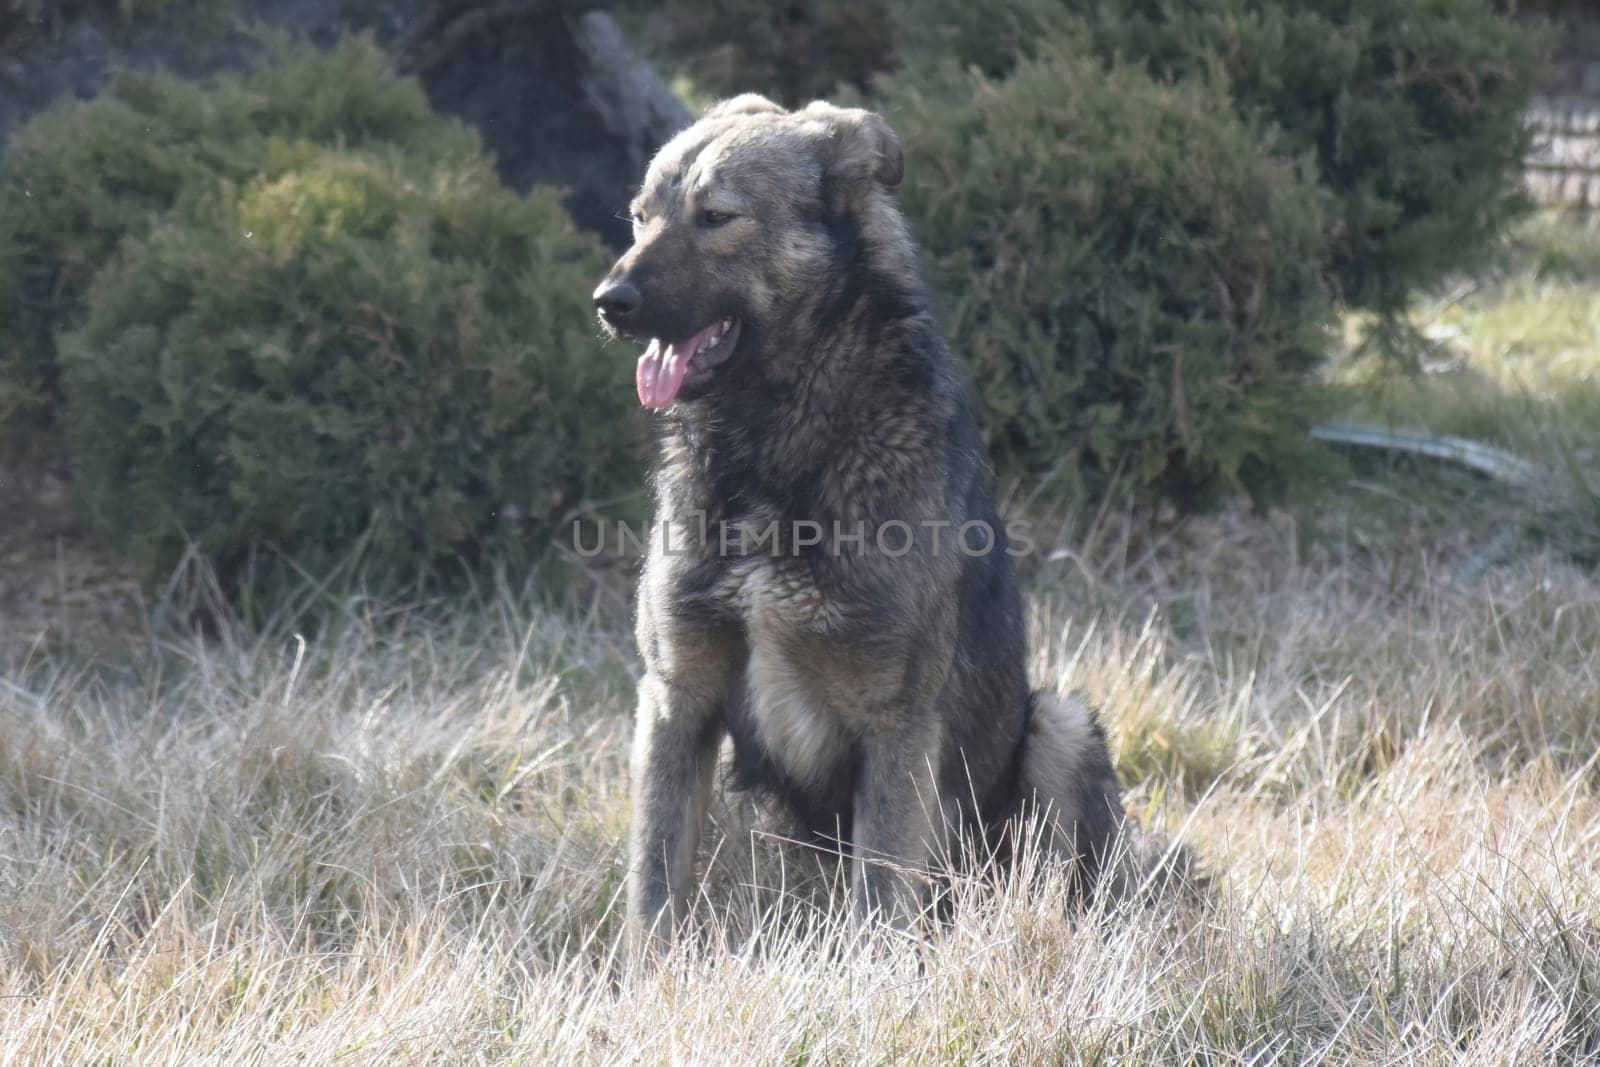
700;209;734;228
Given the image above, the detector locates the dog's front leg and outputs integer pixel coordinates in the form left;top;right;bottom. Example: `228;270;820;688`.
850;714;945;930
627;670;724;957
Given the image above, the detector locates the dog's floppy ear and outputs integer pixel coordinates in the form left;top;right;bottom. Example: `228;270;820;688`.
703;94;786;120
804;101;904;193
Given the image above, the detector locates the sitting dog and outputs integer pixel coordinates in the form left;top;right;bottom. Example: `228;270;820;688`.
594;95;1125;950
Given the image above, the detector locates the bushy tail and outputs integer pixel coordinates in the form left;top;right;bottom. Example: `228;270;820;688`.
1099;823;1211;909
1022;690;1210;906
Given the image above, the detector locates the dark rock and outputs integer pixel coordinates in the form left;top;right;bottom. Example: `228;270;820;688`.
397;5;690;247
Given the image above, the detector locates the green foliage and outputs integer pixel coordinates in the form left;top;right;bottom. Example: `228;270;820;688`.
0;0;231;50
4;37;626;588
887;56;1340;506
0;35;479;450
0;67;219;446
61;150;621;588
901;0;1543;318
644;0;896;108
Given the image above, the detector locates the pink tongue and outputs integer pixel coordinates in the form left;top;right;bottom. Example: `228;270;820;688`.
636;339;689;409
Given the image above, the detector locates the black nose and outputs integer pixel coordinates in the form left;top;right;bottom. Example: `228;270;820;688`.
593;279;641;322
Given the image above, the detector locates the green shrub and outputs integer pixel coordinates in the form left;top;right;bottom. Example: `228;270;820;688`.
59;146;622;588
0;35;480;451
900;0;1542;318
0;36;629;589
886;55;1340;506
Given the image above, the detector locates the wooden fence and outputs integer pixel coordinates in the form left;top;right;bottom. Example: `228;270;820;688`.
1527;93;1600;208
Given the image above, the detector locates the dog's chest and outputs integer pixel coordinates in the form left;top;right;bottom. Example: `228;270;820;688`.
661;450;879;791
671;503;840;627
738;634;854;797
682;542;863;795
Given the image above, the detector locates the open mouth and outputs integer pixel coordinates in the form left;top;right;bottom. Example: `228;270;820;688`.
636;319;741;409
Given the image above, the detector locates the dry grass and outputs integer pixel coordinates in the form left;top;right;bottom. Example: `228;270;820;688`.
2;214;1599;1063
0;509;1596;1064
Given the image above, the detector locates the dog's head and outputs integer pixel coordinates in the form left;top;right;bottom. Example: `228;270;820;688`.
593;95;904;409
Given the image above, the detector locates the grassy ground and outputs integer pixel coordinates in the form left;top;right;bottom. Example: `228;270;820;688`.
1;216;1599;1063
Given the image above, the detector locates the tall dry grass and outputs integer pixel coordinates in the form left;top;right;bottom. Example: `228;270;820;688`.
1;502;1597;1063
